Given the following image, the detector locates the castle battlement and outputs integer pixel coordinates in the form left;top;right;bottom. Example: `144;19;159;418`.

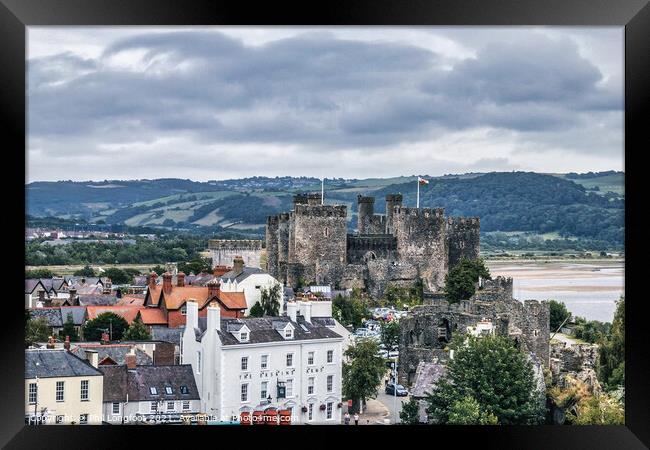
294;204;347;218
394;207;445;218
208;239;263;250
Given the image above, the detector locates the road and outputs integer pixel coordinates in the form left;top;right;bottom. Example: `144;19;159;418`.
375;389;410;424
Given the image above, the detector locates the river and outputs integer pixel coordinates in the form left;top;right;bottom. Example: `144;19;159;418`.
486;259;624;323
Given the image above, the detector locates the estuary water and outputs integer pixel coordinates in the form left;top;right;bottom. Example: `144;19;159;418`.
486;260;624;323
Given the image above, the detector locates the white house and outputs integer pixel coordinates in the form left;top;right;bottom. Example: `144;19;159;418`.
181;299;344;425
219;257;283;315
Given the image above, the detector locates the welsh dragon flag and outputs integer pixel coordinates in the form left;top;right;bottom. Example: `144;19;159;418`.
418;177;429;185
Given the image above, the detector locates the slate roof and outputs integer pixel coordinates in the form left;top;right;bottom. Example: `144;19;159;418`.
77;294;119;306
29;308;63;327
25;349;103;379
25;279;46;294
60;306;86;325
70;344;152;366
410;362;447;398
40;278;68;292
98;364;200;402
220;267;267;283
150;326;184;345
195;316;342;345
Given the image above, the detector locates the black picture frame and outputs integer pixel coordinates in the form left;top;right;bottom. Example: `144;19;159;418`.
1;0;647;448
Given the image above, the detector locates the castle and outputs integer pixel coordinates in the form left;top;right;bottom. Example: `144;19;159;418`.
265;192;480;297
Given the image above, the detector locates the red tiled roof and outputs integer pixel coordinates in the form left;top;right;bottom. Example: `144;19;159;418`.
137;308;167;325
85;306;143;324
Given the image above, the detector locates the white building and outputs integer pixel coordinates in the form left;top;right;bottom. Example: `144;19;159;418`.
181;299;344;424
219;258;283;315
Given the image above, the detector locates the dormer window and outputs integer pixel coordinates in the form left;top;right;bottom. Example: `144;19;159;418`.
150;387;158;395
285;328;294;339
165;386;173;395
181;304;187;315
240;332;249;342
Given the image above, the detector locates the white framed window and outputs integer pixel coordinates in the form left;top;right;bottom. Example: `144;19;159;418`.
112;402;120;414
79;414;88;424
241;356;249;371
240;332;249;342
326;402;333;419
167;401;175;411
261;354;269;370
308;377;315;395
55;381;65;402
286;379;293;398
181;304;187;315
149;387;158;395
261;381;268;399
150;401;158;412
28;383;37;405
180;385;189;394
308;351;315;365
308;403;314;421
285;328;293;339
286;353;293;367
182;400;190;411
165;386;173;395
327;349;334;363
196;351;201;374
327;375;333;392
80;380;89;401
241;383;249;402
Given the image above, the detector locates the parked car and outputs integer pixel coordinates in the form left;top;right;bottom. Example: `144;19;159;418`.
372;307;392;320
385;382;408;396
353;328;380;342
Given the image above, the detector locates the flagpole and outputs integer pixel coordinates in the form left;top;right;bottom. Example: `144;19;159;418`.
321;178;324;205
416;178;420;209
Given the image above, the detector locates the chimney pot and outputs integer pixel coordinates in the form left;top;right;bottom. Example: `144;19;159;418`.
207;279;221;299
64;335;71;350
233;256;244;276
101;331;110;344
162;272;172;294
177;272;185;287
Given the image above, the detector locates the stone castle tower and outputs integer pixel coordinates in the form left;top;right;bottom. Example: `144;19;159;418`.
266;192;481;296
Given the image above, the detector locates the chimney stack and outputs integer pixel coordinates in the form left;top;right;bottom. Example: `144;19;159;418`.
301;302;312;324
101;331;110;344
64;335;70;350
85;350;99;368
213;265;231;278
125;349;136;369
148;272;158;290
186;299;199;329
287;302;297;322
177;272;185;287
233;256;244;276
46;336;55;349
207;301;221;332
69;288;77;306
207;279;221;299
162;272;172;294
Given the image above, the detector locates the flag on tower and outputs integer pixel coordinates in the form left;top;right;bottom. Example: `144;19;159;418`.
418;177;429;185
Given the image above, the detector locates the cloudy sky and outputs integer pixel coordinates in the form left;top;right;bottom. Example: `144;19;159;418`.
27;26;623;182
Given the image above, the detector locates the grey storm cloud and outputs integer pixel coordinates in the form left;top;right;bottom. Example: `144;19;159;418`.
28;30;621;151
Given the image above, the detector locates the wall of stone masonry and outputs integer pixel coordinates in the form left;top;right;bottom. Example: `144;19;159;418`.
346;234;397;264
445;217;481;268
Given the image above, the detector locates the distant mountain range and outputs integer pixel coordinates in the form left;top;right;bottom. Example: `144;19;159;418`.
25;171;624;246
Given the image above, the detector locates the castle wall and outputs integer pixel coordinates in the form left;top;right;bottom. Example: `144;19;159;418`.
265;216;280;278
392;207;448;292
209;239;262;269
346;234;397;264
385;194;403;235
446;217;481;268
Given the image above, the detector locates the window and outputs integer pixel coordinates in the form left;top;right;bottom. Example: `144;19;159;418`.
261;381;268;400
112;402;120;414
324;227;329;237
180;385;189;394
151;401;158;412
165;386;173;395
182;401;190;411
181;304;187;315
286;379;293;398
286;353;293;367
79;414;88;424
326;402;333;419
28;383;37;405
149;387;158;395
196;351;202;374
308;351;315;365
241;384;249;402
240;332;249;342
308;377;315;395
261;354;268;369
241;356;249;371
327;375;333;393
167;401;175;411
56;381;65;402
80;380;89;401
308;403;313;421
55;415;63;424
327;350;334;363
284;328;293;339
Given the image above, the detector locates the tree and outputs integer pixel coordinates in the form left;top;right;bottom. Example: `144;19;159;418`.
571;393;624;425
380;320;400;351
25;316;51;348
444;258;491;303
598;296;625;390
549;300;571;332
61;312;79;342
259;284;281;316
426;334;545;425
447;396;499;425
102;267;130;285
82;312;129;341
150;265;166;276
73;265;96;277
178;258;211;275
332;292;369;329
123;317;151;341
399;397;421;425
25;268;56;279
248;302;264;317
342;339;386;414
